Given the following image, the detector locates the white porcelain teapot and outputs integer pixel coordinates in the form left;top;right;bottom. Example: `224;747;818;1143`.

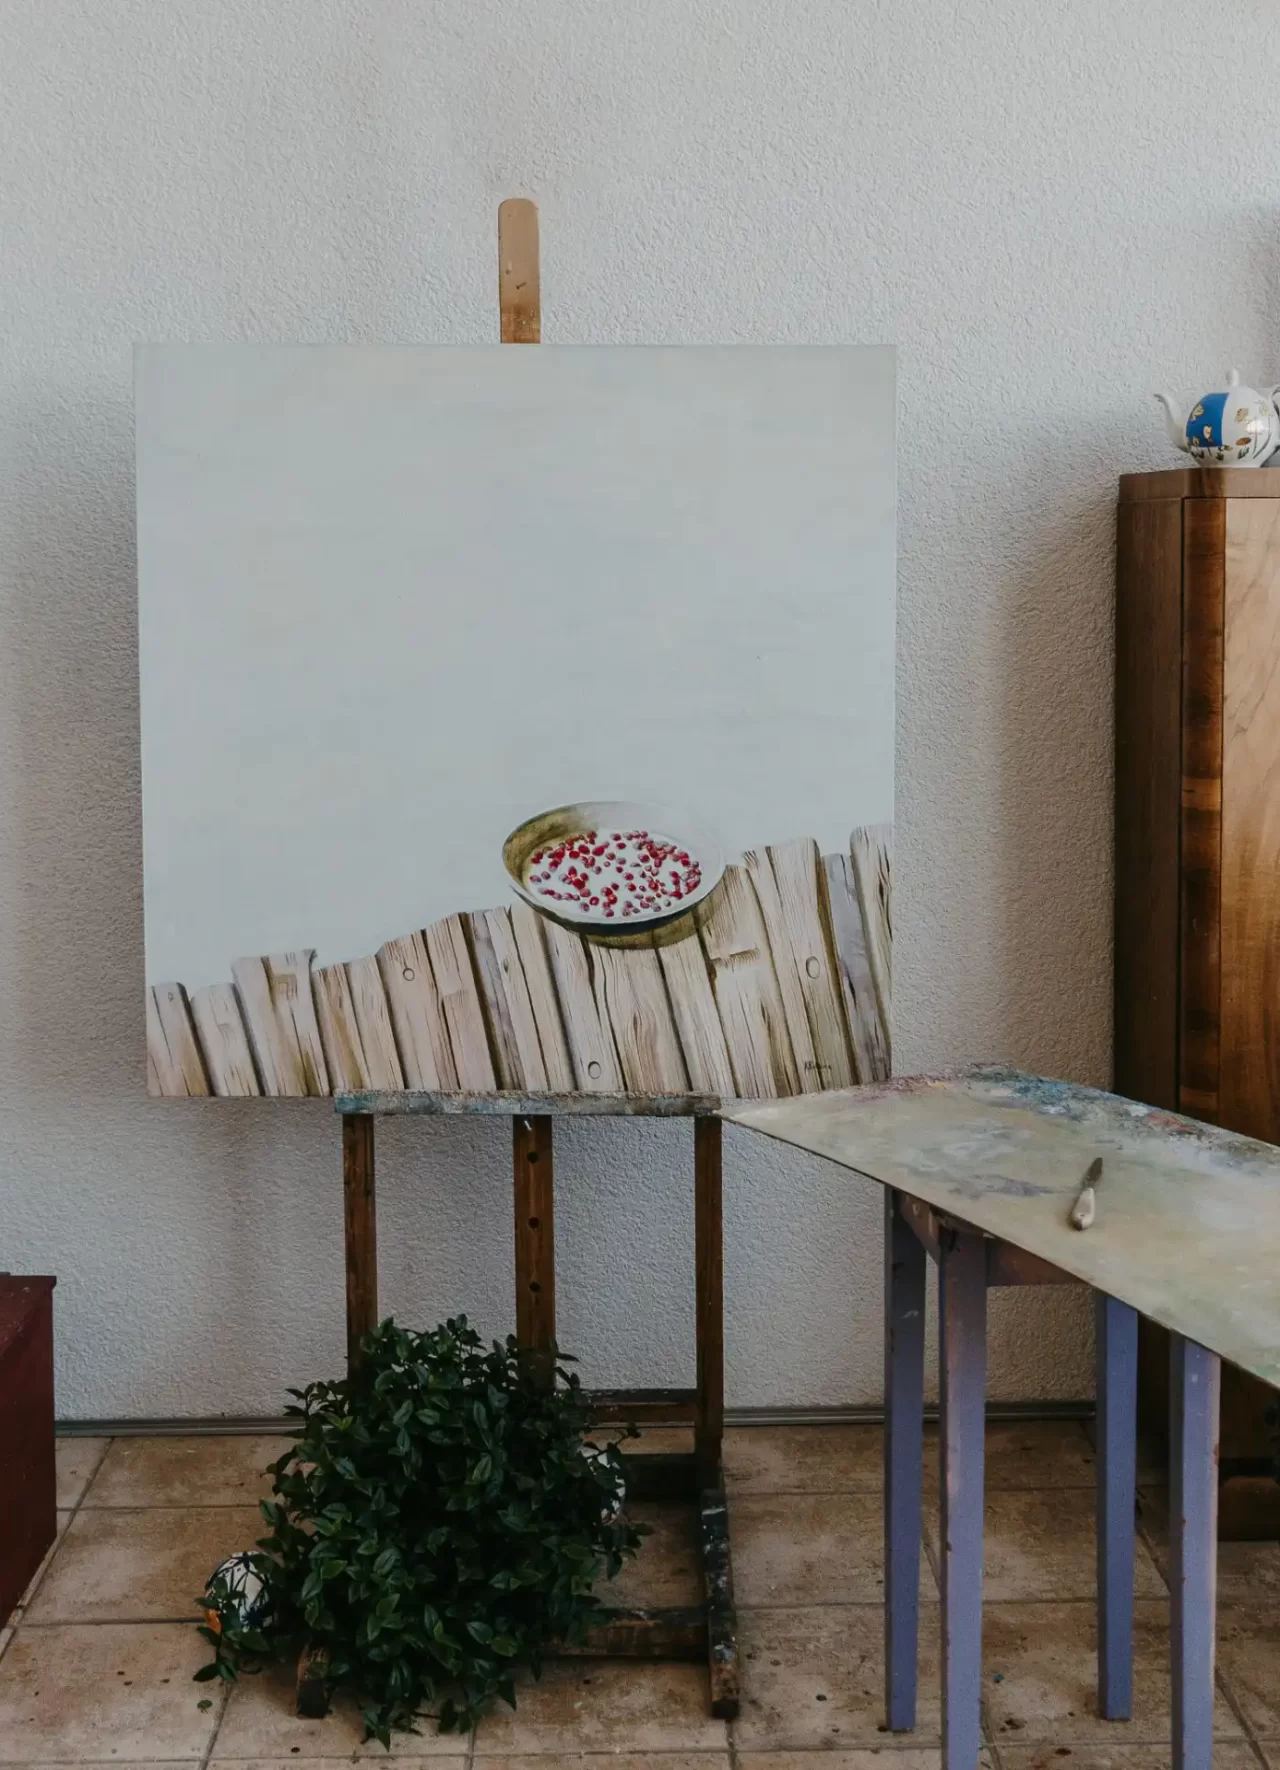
1154;369;1280;466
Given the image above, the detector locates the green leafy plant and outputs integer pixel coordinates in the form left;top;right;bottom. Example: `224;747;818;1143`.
197;1316;643;1743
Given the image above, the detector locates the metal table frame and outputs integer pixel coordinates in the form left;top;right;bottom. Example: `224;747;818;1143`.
334;1090;739;1720
885;1188;1219;1770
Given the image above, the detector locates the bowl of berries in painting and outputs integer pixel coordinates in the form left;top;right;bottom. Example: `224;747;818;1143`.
502;800;725;935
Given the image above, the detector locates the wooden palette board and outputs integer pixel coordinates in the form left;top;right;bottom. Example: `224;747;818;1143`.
726;1066;1280;1386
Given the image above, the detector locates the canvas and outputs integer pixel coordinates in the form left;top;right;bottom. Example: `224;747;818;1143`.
136;343;895;1099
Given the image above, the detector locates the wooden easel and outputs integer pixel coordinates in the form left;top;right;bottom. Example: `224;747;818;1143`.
332;201;739;1720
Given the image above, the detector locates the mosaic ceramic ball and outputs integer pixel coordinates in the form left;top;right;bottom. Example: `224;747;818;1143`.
202;1551;270;1633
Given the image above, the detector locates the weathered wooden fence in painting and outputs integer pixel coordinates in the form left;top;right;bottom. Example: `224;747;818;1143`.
145;827;892;1100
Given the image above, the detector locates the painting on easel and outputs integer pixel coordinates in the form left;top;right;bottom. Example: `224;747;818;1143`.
137;343;895;1099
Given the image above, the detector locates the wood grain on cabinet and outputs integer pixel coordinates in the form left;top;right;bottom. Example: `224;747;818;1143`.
1117;470;1280;1537
1221;496;1280;1140
1179;500;1226;1123
1114;496;1182;1111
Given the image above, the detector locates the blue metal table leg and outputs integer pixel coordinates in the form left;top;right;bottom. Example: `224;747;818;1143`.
884;1188;926;1731
1096;1292;1138;1720
938;1226;987;1770
1170;1333;1220;1770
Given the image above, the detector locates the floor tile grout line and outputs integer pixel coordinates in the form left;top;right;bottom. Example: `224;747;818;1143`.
196;1671;234;1770
1134;1489;1171;1597
1215;1655;1270;1766
979;1694;1004;1769
74;1501;271;1512
10;1434;114;1629
18;1614;232;1627
17;1592;1191;1627
69;1433;117;1512
14;1581;1226;1628
60;1484;1116;1503
727;1482;1103;1497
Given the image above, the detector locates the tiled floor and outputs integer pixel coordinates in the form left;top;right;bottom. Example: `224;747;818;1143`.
0;1420;1276;1766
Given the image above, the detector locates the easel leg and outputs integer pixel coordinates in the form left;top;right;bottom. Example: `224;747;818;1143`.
1096;1292;1137;1720
513;1115;556;1384
884;1188;926;1732
1170;1334;1220;1770
342;1113;377;1373
938;1227;987;1770
694;1115;724;1482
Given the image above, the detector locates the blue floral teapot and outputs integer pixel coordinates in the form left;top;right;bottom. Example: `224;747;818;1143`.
1155;369;1280;466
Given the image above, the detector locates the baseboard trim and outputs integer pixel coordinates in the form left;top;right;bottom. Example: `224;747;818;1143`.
56;1398;1095;1436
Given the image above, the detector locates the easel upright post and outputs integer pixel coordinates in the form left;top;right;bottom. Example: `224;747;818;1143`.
342;1113;377;1371
513;1114;556;1385
499;198;556;1388
498;199;541;343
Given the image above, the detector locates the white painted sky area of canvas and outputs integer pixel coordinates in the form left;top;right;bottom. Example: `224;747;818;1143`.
137;344;895;988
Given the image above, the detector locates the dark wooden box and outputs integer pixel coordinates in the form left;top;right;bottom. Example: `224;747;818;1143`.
0;1276;57;1623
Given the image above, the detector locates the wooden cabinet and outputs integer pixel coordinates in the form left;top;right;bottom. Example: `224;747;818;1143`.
1116;467;1280;1536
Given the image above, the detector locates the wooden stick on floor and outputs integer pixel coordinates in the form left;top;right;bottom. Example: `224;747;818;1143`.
342;1113;377;1372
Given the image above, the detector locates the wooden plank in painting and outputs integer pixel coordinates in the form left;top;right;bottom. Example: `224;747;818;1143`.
697;865;799;1099
189;982;260;1097
377;932;458;1090
232;952;331;1097
313;963;372;1094
745;838;854;1093
423;915;497;1091
508;904;576;1092
468;910;525;1089
346;956;404;1091
658;932;736;1098
146;984;210;1097
1220;496;1280;1142
541;919;624;1091
589;939;689;1093
823;851;889;1084
849;823;893;1070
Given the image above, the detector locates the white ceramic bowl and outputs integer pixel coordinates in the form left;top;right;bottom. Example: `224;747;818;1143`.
502;799;725;934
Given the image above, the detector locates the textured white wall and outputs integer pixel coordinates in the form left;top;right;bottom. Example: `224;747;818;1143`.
3;0;1278;1419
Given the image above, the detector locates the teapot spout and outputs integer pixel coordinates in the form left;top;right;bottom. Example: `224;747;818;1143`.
1154;391;1189;454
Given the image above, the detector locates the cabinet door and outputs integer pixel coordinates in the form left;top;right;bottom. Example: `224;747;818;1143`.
1179;500;1225;1122
1114;497;1183;1109
1220;497;1280;1141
